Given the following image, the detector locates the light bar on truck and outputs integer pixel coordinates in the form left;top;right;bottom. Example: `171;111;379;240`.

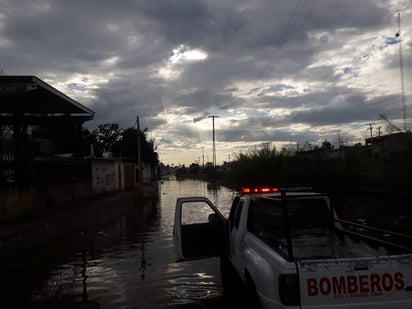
241;186;279;194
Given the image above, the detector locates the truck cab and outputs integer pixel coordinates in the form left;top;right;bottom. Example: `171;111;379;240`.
173;186;412;308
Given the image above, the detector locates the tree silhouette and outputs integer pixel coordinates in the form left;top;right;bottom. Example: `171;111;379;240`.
321;140;334;150
92;123;123;154
112;127;157;162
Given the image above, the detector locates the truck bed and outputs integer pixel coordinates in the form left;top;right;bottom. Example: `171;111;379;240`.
247;196;397;261
253;227;389;260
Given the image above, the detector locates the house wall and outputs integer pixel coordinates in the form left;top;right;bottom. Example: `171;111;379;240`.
91;160;140;194
143;162;151;182
91;160;119;194
123;163;136;189
0;186;34;221
0;181;92;221
0;158;152;221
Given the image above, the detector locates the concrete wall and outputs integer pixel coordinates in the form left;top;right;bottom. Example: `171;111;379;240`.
0;186;34;220
123;162;136;189
91;160;120;194
0;159;152;221
0;181;92;221
143;162;151;182
91;160;141;194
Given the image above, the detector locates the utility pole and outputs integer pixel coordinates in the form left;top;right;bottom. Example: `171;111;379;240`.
201;147;204;167
396;12;407;131
136;116;143;197
208;115;219;167
367;123;373;138
337;130;343;148
137;116;141;167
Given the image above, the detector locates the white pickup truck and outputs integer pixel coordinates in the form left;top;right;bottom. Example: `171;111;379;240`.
173;186;412;308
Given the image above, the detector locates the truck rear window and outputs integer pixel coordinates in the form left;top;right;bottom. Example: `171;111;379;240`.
248;198;331;231
248;198;335;259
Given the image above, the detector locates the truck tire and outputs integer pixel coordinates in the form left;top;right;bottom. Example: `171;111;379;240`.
219;259;262;308
220;256;236;287
220;257;244;305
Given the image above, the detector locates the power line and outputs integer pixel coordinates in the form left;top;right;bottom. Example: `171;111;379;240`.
276;0;307;47
253;0;320;83
276;0;319;49
295;0;319;35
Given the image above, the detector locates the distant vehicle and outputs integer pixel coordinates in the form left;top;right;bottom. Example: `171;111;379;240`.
173;186;412;308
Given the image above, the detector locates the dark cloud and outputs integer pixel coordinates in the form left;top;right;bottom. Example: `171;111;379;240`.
132;0;215;46
175;88;243;113
287;93;405;126
1;0;410;163
306;0;390;30
193;112;210;123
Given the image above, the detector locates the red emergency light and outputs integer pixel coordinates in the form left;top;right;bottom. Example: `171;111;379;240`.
241;186;279;194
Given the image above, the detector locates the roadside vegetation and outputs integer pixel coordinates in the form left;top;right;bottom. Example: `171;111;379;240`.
221;141;412;196
0;122;158;161
214;141;412;235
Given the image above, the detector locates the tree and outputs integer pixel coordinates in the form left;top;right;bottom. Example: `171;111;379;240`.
111;127;158;162
111;127;138;158
321;140;334;151
92;123;123;154
89;123;158;163
302;141;313;151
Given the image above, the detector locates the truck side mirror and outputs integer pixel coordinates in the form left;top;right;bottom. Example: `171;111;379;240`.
208;213;220;223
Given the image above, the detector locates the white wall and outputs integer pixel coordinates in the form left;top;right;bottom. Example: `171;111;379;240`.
91;160;120;194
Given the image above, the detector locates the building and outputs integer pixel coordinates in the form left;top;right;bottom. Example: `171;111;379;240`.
1;75;95;184
365;132;412;160
1;75;160;221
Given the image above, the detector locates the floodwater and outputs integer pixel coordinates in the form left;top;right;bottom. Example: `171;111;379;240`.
4;179;410;309
3;177;237;309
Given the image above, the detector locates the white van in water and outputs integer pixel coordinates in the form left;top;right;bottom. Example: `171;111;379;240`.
173;186;412;308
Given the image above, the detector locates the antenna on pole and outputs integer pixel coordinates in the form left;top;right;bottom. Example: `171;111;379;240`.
367;123;373;138
396;12;407;131
208;115;219;167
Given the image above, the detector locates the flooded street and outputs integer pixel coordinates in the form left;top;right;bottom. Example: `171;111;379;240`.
2;178;410;309
2;178;236;308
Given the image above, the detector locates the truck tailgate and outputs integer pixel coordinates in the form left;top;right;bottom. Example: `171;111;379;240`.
298;254;412;308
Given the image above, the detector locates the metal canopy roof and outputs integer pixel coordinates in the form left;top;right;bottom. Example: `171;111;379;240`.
0;75;95;125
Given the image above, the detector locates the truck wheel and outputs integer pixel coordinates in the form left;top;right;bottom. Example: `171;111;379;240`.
220;257;244;305
220;256;235;287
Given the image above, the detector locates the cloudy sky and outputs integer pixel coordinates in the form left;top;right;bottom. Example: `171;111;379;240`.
1;0;411;165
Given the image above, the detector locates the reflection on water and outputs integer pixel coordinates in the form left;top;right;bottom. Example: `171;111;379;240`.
5;178;236;308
